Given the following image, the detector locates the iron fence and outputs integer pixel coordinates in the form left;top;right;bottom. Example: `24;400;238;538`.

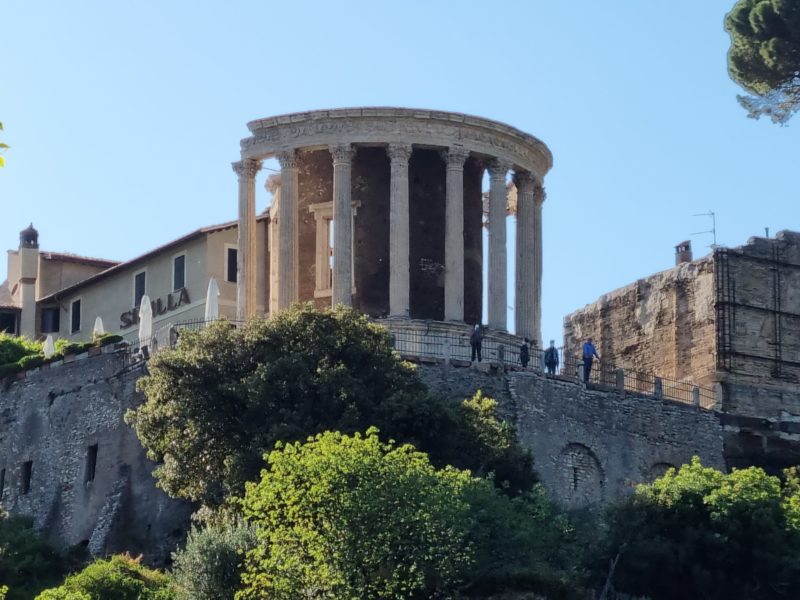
120;317;717;409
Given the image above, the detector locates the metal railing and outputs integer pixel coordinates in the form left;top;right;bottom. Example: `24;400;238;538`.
121;317;717;410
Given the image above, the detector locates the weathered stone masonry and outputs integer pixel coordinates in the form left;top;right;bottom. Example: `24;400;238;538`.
0;352;191;563
417;364;725;508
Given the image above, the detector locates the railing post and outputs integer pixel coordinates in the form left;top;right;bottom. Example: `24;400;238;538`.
692;386;700;407
615;368;625;392
654;377;663;399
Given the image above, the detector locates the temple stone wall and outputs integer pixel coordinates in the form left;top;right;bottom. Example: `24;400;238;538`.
297;149;333;309
563;259;717;385
353;147;390;317
409;149;446;320
0;352;191;564
463;157;484;325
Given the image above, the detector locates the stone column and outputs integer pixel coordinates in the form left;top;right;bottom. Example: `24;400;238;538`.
444;146;469;322
533;182;546;345
232;158;261;320
277;150;299;310
514;171;536;341
387;143;412;317
488;159;510;330
330;144;354;306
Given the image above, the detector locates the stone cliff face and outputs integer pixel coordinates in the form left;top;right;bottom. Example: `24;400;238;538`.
0;351;191;564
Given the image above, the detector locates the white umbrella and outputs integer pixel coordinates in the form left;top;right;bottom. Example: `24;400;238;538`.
204;276;220;321
138;295;153;348
93;316;105;337
43;335;55;358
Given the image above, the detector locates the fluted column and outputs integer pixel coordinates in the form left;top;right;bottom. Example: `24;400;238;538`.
533;182;545;345
277;150;299;309
514;171;536;341
444;146;469;321
330;144;354;306
388;143;412;317
488;159;510;330
232;158;261;319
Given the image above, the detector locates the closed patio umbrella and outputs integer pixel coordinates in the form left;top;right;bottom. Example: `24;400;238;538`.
93;316;105;337
138;295;153;349
43;334;55;358
204;276;220;321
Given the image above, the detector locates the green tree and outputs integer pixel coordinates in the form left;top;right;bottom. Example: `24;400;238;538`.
725;0;800;123
0;509;63;600
171;518;257;600
599;457;800;599
237;429;478;600
35;554;176;600
128;304;535;508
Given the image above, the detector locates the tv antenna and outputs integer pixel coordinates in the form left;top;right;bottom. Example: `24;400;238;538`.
691;211;717;248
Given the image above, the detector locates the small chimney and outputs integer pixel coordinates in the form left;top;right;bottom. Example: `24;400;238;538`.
675;240;692;265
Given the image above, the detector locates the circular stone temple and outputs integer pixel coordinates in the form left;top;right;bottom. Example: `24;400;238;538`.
233;107;552;343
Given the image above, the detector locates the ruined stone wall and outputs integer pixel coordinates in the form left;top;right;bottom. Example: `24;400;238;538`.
0;352;191;564
716;231;800;388
416;364;724;508
563;258;717;385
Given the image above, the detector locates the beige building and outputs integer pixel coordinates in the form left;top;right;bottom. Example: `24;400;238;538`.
1;218;268;343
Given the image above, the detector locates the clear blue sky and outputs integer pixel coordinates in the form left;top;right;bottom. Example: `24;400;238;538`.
2;1;798;345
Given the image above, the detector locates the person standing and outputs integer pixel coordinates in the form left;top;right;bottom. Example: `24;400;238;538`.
544;339;559;375
519;338;530;369
582;337;600;383
470;324;483;363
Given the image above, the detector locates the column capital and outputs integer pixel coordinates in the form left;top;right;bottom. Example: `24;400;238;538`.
387;143;413;164
330;143;354;165
534;182;547;205
232;158;262;180
443;146;470;168
513;170;535;193
487;158;511;180
277;149;299;170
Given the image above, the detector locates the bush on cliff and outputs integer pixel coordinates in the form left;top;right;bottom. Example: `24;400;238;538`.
0;510;63;600
598;458;800;600
0;333;40;367
128;304;535;508
171;517;257;600
35;554;175;600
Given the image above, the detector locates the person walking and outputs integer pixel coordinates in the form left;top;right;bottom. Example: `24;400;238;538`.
544;339;559;375
519;338;530;369
582;337;600;383
470;324;483;363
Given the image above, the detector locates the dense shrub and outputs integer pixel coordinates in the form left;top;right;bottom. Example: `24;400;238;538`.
35;554;176;600
171;518;257;600
129;304;536;507
0;333;40;366
0;509;63;600
598;458;800;600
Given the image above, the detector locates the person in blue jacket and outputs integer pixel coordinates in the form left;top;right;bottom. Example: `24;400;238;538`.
582;338;600;383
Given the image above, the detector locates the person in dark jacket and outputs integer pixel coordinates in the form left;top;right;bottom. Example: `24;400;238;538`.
544;339;559;375
470;324;483;362
519;338;530;369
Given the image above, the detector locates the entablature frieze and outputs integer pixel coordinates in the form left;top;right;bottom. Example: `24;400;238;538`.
239;110;552;180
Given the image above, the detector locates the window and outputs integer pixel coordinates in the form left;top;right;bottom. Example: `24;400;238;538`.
70;299;81;334
0;312;16;335
226;247;238;283
0;468;5;500
41;307;60;333
134;271;146;308
173;254;186;291
21;461;32;495
85;444;98;483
